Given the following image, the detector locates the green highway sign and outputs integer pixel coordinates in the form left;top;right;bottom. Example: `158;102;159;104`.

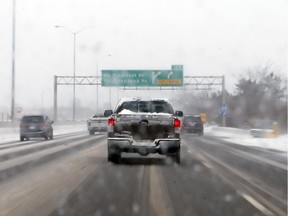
171;65;183;70
102;70;183;87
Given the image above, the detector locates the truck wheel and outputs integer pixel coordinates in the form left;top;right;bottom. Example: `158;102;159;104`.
108;147;121;163
108;154;121;163
44;134;49;140
50;132;53;140
170;150;180;164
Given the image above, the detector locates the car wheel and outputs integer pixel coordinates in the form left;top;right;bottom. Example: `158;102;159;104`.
50;132;53;140
20;136;25;141
89;130;95;135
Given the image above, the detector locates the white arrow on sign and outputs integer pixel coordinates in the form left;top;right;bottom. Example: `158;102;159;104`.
152;71;161;84
168;71;173;79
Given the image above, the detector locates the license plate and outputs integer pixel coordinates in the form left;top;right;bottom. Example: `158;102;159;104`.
29;126;36;129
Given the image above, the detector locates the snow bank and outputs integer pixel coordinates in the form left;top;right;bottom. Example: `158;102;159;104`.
0;123;87;142
205;126;287;153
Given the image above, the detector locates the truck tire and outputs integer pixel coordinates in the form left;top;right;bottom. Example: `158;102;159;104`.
44;133;49;140
20;136;25;141
169;150;180;164
50;131;53;140
108;147;121;163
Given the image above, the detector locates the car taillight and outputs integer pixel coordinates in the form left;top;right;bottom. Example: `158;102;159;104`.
20;122;23;128
108;118;115;126
174;119;181;128
41;122;46;128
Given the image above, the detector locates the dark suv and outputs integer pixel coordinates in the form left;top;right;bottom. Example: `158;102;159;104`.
181;115;204;136
20;115;54;141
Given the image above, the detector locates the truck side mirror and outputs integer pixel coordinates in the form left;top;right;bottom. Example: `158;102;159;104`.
175;111;183;117
104;110;113;117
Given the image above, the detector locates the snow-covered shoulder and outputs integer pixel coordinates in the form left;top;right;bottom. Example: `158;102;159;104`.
205;126;287;153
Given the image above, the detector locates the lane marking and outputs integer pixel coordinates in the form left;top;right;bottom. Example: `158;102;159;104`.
150;166;175;216
198;138;287;171
237;191;274;216
0;135;105;172
201;161;213;169
194;148;287;216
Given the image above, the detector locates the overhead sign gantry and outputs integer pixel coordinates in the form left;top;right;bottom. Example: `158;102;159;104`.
53;65;226;126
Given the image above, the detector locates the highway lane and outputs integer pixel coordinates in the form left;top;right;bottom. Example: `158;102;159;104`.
0;132;286;216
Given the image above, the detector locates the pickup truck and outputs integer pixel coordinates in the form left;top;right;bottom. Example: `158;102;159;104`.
87;114;108;135
104;98;183;164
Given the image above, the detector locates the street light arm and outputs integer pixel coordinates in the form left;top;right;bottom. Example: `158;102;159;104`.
55;25;75;34
75;26;94;34
55;25;94;35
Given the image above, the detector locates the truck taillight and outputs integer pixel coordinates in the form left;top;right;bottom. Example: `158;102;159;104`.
174;119;181;128
108;118;115;126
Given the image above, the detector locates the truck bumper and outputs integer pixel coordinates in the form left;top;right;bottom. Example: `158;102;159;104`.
108;138;180;156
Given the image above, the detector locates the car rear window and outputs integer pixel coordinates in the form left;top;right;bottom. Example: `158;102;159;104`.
22;116;44;123
183;116;202;123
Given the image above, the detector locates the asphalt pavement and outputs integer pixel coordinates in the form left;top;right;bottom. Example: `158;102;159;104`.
0;132;286;216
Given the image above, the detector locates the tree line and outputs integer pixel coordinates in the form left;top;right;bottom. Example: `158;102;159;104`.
175;64;287;132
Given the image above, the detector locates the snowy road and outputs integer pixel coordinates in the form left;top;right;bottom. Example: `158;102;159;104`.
0;125;286;216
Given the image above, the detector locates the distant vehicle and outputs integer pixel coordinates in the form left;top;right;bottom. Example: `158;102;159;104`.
181;115;204;136
104;98;183;163
87;114;108;135
20;115;53;141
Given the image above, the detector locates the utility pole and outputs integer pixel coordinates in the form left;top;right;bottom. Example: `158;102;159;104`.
222;75;226;127
11;0;16;121
55;26;92;121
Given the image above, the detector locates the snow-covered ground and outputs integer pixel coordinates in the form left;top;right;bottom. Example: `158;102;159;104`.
0;123;87;142
205;126;287;153
0;124;287;153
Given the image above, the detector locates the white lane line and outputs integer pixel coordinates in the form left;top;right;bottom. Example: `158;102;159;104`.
201;161;213;169
150;166;175;216
0;136;104;171
0;133;89;154
201;138;287;171
237;191;274;216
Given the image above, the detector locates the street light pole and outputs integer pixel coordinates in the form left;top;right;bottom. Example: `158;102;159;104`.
11;0;16;121
55;25;92;121
73;33;76;122
96;54;112;113
96;63;99;113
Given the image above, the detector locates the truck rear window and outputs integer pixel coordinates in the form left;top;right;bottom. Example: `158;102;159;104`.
116;101;174;114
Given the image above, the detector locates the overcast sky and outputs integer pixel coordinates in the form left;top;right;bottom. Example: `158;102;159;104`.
0;0;287;115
